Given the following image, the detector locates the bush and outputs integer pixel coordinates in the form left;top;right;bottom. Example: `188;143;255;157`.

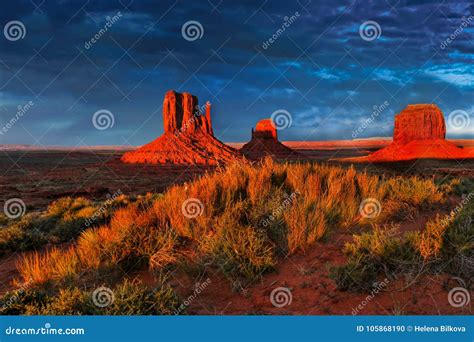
210;224;276;281
0;279;179;315
331;224;419;291
0;195;134;255
333;184;474;291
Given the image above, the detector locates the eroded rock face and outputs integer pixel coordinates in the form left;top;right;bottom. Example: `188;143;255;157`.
393;104;446;144
163;90;213;135
241;119;297;160
121;90;241;165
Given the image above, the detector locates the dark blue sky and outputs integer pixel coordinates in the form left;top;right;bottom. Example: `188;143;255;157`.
0;0;472;146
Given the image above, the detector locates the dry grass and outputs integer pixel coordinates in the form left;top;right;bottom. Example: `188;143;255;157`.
16;158;449;288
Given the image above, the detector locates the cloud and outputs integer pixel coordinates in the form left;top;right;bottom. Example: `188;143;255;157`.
1;0;473;144
424;64;474;88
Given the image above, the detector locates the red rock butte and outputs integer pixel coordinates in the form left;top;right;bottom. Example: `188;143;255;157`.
393;104;446;144
240;119;297;160
121;90;241;165
346;104;474;162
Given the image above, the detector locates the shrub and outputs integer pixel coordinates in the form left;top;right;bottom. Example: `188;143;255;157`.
331;224;419;291
210;224;276;281
0;279;179;315
0;195;134;255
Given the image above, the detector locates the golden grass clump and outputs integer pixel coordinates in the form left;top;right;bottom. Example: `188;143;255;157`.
416;214;452;260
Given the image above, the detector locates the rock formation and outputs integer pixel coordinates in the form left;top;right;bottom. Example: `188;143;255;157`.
393;104;446;144
240;119;298;160
341;104;474;162
121;90;241;165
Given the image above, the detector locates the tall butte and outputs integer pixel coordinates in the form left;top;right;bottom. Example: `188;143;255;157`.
240;119;297;160
121;90;241;165
348;104;474;162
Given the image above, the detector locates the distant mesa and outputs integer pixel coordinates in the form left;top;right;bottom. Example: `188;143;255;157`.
343;104;474;162
121;90;241;165
393;104;446;144
240;118;298;160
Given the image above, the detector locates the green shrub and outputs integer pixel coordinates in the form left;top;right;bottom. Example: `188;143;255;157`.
0;279;179;315
331;224;419;291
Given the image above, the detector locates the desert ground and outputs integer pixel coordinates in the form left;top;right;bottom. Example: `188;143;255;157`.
1;141;474;210
1;141;473;315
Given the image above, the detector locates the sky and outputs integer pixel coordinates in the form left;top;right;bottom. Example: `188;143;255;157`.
0;0;473;146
